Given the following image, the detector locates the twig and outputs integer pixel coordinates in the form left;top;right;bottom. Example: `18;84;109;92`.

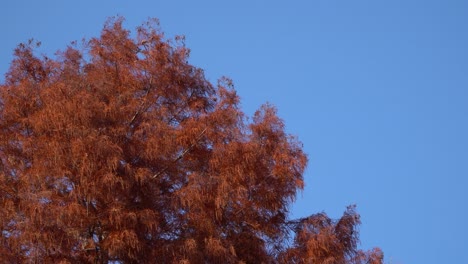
152;127;207;179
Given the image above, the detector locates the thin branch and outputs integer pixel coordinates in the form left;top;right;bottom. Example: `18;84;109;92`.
129;92;150;126
129;76;154;126
152;127;207;179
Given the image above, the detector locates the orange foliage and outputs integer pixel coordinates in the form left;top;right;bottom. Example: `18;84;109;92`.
0;17;382;263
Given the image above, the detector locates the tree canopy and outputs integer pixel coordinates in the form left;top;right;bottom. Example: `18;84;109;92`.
0;17;383;263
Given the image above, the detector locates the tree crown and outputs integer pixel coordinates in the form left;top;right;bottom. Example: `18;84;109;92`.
0;17;382;264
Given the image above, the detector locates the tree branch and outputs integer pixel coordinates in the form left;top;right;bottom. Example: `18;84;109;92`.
152;127;207;179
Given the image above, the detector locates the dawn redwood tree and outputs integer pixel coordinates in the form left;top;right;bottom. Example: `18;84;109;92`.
0;17;383;263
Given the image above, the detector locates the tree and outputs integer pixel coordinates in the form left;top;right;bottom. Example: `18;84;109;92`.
0;17;383;263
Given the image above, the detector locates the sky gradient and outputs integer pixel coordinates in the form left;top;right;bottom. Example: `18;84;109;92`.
2;1;468;263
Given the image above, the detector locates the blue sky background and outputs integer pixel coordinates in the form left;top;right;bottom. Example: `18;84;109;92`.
1;1;467;263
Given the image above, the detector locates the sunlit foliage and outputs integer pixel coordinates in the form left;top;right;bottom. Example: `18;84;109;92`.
0;17;382;263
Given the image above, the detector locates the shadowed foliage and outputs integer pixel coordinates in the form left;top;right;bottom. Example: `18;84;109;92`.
0;17;383;263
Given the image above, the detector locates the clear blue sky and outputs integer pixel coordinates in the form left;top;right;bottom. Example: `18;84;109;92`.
1;1;467;263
